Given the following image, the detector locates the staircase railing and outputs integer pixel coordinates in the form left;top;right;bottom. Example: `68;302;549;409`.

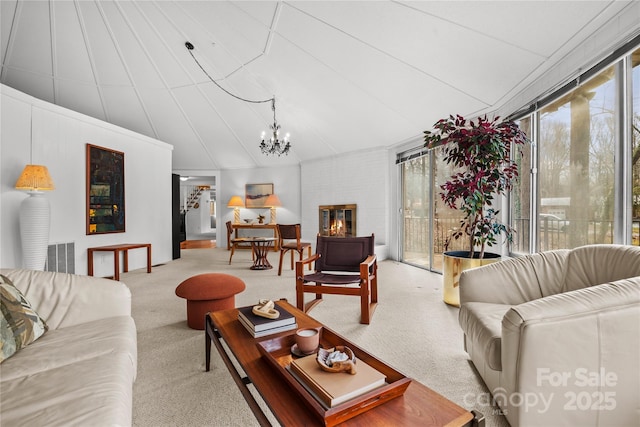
181;185;209;213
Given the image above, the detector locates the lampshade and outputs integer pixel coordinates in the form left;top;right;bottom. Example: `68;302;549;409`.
264;194;282;208
15;165;55;191
226;196;245;208
15;165;54;271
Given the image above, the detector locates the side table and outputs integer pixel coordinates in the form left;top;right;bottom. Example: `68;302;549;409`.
248;237;276;270
87;243;151;281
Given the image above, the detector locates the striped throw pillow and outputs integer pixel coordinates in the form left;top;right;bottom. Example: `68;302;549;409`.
0;274;48;363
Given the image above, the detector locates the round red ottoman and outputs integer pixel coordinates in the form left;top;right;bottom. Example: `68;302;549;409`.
175;273;245;330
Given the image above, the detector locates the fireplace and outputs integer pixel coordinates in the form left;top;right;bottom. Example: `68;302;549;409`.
319;204;357;237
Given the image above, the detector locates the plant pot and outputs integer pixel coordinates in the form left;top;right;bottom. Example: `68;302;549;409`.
442;251;501;307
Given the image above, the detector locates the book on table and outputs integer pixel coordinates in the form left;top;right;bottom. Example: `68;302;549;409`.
288;351;387;408
237;302;297;337
238;315;297;338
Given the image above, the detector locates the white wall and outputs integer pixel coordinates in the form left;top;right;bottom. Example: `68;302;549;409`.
301;149;390;259
220;165;302;247
189;151;392;260
1;85;174;276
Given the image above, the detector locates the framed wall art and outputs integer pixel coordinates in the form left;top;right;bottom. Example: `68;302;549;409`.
245;183;273;208
86;144;125;234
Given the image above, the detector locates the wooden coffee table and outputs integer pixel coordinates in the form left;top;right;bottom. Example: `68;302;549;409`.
205;300;483;426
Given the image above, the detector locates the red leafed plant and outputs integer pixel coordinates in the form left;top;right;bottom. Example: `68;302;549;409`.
424;115;528;259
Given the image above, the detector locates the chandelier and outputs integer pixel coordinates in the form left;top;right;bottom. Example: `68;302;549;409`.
185;42;291;156
260;98;291;156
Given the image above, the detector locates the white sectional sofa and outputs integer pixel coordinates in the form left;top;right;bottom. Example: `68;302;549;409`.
458;244;640;427
0;269;137;426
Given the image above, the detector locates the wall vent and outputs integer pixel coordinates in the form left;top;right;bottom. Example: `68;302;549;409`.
45;242;75;274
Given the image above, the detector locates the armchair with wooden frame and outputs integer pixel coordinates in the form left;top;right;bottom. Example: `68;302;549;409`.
295;234;378;324
276;224;312;276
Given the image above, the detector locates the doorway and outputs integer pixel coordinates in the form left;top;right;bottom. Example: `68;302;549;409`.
178;174;218;248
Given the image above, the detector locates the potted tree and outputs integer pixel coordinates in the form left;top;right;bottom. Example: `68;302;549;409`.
424;114;528;306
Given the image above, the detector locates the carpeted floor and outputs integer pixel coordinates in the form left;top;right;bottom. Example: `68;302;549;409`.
122;247;508;426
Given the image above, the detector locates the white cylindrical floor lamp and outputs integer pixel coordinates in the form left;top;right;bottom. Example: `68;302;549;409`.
15;165;55;271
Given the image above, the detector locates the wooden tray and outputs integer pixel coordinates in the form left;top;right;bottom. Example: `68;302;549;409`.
256;326;411;426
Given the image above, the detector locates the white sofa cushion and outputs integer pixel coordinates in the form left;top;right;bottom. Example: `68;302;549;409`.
0;269;132;329
0;316;137;381
0;316;137;426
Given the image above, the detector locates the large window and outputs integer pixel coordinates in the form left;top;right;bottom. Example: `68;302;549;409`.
538;66;616;250
510;117;533;254
398;45;639;269
402;156;431;268
400;147;470;272
509;46;640;252
433;147;469;265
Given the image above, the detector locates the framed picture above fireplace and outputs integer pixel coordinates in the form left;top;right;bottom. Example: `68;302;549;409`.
245;183;273;208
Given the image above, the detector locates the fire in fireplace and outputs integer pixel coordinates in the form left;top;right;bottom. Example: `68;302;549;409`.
319;204;357;237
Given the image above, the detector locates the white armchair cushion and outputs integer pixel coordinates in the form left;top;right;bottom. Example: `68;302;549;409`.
459;244;640;427
562;244;640;292
459;249;570;306
500;277;640;426
459;302;511;371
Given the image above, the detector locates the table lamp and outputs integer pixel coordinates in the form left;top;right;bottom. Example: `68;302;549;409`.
227;195;244;224
15;164;55;270
264;194;282;224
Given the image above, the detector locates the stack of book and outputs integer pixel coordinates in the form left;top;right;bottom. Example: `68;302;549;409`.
237;302;297;338
288;351;387;408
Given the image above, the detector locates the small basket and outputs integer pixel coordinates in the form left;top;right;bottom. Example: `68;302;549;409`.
316;346;356;374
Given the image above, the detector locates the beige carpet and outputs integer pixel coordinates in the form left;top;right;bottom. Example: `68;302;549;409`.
122;247;508;426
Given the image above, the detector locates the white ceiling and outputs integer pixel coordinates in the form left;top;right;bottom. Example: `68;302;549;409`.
1;1;634;171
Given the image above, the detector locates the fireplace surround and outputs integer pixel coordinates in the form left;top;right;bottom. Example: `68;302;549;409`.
319;204;356;237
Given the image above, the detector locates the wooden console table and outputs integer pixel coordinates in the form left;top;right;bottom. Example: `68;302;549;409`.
87;243;151;281
232;223;279;251
206;300;483;426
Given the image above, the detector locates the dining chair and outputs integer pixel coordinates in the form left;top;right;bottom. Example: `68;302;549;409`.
226;221;254;264
276;224;312;276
